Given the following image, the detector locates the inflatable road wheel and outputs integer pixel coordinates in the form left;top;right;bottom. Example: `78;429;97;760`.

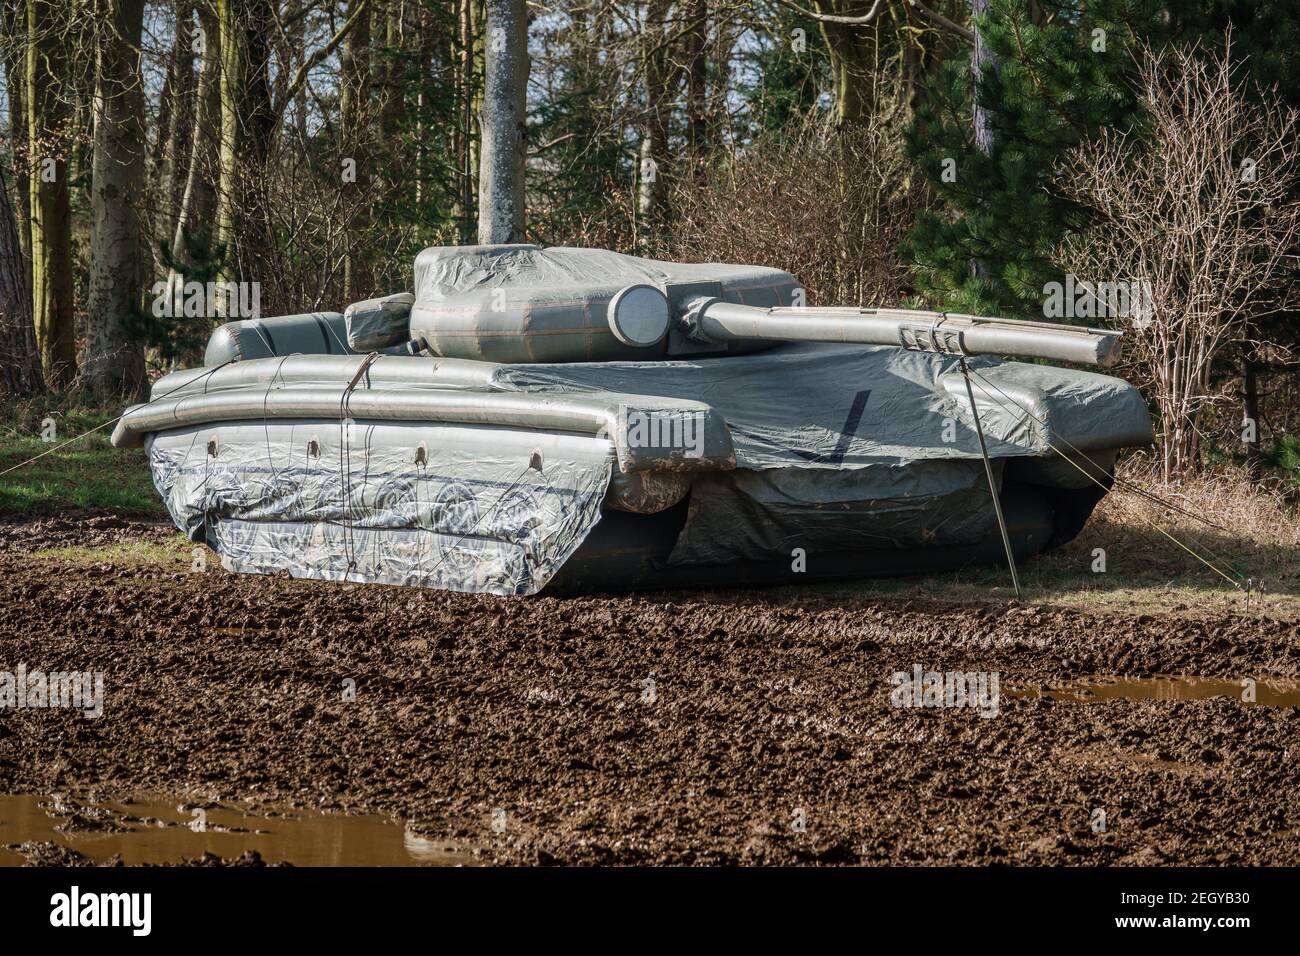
493;486;547;593
430;480;485;579
373;475;418;525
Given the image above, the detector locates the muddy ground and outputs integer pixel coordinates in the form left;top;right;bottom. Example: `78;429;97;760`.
0;510;1297;865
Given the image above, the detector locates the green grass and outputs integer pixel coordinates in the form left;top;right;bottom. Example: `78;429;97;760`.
0;394;164;515
27;537;190;564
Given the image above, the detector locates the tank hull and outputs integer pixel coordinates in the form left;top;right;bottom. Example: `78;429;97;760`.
545;483;1068;593
121;343;1145;596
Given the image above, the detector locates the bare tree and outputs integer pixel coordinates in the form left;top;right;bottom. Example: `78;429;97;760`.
26;0;76;385
216;0;275;287
636;0;670;236
163;1;221;315
153;1;196;262
0;162;41;395
663;111;922;307
0;0;31;267
815;0;886;127
1059;46;1300;478
84;0;147;396
339;0;372;300
684;0;709;157
477;0;527;244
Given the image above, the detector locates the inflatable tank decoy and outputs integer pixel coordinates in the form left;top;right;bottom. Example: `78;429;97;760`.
114;245;1153;595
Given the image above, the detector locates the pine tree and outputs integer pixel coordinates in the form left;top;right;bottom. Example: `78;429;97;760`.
125;225;227;365
903;0;1163;318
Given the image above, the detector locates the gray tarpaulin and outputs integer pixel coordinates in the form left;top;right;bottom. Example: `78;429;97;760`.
345;292;415;351
491;343;1152;465
490;343;1152;566
410;244;799;363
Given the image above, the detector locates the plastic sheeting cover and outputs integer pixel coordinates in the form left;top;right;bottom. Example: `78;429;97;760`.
410;244;799;362
491;342;1154;467
148;421;612;596
345;292;415;351
490;342;1152;567
137;342;1152;586
414;244;795;301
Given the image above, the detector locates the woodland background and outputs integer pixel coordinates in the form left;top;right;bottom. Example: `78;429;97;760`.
1;0;1298;482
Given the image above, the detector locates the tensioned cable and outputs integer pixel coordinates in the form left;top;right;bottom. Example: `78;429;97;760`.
987;382;1232;535
963;364;1249;589
965;364;1248;587
0;360;235;480
961;367;1231;533
337;352;381;572
260;355;294;485
965;364;1243;542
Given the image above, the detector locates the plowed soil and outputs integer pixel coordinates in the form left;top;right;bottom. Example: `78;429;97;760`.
1;511;1297;865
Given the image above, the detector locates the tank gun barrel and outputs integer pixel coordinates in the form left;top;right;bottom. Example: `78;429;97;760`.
682;299;1122;368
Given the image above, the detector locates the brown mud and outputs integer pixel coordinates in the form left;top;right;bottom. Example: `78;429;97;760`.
0;513;1296;866
0;508;174;552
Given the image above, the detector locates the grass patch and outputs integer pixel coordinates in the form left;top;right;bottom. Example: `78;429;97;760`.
0;392;163;515
28;537;191;565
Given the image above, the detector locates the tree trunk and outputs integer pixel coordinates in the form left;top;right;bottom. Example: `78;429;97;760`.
636;0;670;235
969;0;996;281
415;1;435;207
477;0;527;245
154;1;195;261
339;0;371;300
26;0;75;386
706;13;734;143
459;0;479;243
216;0;273;288
1243;357;1262;473
970;0;996;155
380;0;403;157
0;162;42;395
84;0;148;396
685;0;708;158
815;0;882;127
163;0;219;314
289;7;309;144
191;2;220;227
1;0;31;268
215;0;242;283
242;0;273;281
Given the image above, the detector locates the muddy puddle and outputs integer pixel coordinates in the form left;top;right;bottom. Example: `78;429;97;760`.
0;795;478;867
1007;674;1300;707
